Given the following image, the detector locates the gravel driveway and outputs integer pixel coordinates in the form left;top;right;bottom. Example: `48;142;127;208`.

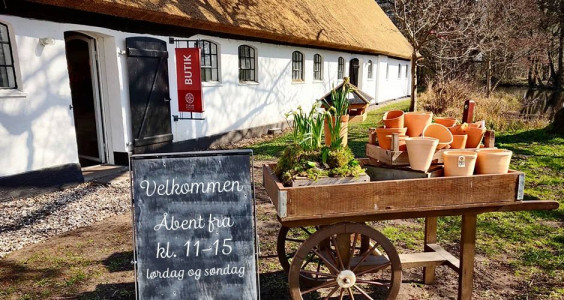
0;177;131;258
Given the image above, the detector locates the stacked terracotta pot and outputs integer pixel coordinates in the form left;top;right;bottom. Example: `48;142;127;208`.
374;110;513;176
374;110;407;151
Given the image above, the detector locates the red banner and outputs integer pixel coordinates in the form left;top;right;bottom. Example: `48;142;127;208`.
175;48;203;112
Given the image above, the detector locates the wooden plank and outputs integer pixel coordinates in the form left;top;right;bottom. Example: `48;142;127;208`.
426;243;460;272
458;214;477;300
366;143;409;166
277;200;559;227
364;164;443;181
484;130;495;148
282;169;522;220
291;174;370;187
399;252;445;269
263;164;282;213
424;217;438;284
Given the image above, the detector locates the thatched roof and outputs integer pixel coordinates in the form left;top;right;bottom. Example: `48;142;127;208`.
25;0;413;59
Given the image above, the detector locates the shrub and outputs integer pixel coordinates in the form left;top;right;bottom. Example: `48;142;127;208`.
418;80;549;131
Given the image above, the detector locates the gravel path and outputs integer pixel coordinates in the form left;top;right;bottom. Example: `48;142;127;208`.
0;179;130;258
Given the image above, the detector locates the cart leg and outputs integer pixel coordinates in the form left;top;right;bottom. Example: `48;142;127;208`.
423;216;438;284
458;213;477;300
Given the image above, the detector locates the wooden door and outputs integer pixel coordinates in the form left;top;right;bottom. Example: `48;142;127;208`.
65;32;106;166
126;37;173;153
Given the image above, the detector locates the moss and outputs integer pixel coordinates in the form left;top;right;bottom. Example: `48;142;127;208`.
275;144;365;186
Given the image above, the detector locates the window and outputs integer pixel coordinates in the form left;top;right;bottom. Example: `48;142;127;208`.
398;64;401;78
291;51;304;81
405;64;408;78
238;45;256;82
313;54;323;81
337;57;344;79
386;64;390;80
197;40;219;82
0;23;16;89
367;60;373;79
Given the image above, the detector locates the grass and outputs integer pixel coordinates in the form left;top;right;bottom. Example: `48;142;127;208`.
247;98;564;298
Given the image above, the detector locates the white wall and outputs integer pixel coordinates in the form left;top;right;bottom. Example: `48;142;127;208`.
0;14;410;177
375;56;411;103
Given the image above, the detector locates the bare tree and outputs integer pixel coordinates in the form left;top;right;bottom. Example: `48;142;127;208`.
377;0;476;111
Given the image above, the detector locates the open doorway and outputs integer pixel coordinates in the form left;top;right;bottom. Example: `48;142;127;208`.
64;32;106;167
349;58;360;86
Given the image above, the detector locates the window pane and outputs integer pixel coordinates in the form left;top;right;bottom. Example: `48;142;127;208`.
0;46;6;65
2;44;12;65
211;54;217;68
0;25;8;42
0;66;9;87
211;68;218;81
6;66;14;88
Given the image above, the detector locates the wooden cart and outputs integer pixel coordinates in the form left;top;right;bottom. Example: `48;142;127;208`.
262;164;559;300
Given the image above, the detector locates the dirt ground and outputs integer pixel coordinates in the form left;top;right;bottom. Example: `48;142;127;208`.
0;158;552;300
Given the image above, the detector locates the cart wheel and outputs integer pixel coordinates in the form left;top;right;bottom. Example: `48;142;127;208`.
278;226;330;287
288;223;402;300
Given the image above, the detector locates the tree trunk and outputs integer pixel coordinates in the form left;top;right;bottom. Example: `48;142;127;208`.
409;51;417;112
556;30;564;88
486;57;492;97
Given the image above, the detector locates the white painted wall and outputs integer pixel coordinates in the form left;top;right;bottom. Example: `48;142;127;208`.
374;56;411;103
0;14;410;177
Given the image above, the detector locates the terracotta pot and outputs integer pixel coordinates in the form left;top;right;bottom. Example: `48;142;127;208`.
404;112;433;137
375;127;408;150
443;150;477;177
434;117;458;127
405;137;439;172
422;123;453;150
450;135;468;149
324;115;349;147
476;149;512;174
465;126;486;148
383;110;405;128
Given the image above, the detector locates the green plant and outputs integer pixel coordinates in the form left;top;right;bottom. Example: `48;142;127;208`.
285;103;326;151
323;77;355;148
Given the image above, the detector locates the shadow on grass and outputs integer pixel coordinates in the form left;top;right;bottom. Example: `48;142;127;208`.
78;282;135;300
260;270;290;300
104;251;134;272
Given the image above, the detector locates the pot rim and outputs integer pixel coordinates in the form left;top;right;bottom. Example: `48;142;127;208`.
443;150;478;157
422;123;454;143
476;149;512;155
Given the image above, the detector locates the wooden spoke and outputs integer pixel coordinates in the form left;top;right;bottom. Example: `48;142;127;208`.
300;269;337;279
331;235;345;270
301;227;314;235
348;233;359;269
353;285;375;300
356;279;391;287
356;262;392;277
338;288;345;300
324;286;341;300
347;287;355;300
351;242;381;272
287;238;306;243
312;248;340;274
301;280;337;295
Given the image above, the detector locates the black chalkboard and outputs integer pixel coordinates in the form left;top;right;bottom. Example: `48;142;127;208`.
130;150;258;300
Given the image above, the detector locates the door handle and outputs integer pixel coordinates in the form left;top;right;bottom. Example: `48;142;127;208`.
164;97;171;102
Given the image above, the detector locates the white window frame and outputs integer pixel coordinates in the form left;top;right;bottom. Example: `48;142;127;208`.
0;20;25;98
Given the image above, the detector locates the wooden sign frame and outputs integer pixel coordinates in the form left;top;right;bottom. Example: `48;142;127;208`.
130;150;259;300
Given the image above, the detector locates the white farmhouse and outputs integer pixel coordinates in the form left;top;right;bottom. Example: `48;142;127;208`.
0;0;412;197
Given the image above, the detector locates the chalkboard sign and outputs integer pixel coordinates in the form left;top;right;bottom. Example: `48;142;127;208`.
130;150;258;300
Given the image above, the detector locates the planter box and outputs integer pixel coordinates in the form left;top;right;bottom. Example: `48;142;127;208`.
358;158;444;181
263;163;524;222
291;173;370;187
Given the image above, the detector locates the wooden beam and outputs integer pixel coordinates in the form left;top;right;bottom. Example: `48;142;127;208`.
458;214;477;300
423;217;438;284
426;243;460;272
399;252;445;269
